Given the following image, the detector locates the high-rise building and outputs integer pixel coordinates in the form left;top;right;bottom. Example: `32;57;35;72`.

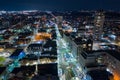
94;11;105;40
57;16;63;24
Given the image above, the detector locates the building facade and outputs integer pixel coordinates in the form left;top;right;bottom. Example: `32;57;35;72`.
94;11;105;40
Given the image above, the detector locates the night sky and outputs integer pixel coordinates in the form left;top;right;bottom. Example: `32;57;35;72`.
0;0;120;11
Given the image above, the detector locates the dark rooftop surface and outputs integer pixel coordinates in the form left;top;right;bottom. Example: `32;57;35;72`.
43;41;57;48
9;63;59;80
0;67;6;74
0;42;9;45
11;63;58;75
41;51;57;56
105;50;120;61
87;70;112;80
11;65;35;74
10;49;23;57
81;51;87;59
73;37;93;45
86;63;106;68
28;43;43;48
85;50;120;61
38;63;58;76
31;75;59;80
64;32;70;36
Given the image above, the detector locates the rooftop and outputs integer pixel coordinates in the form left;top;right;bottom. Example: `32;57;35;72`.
0;67;6;74
10;49;23;57
85;50;120;61
87;69;112;80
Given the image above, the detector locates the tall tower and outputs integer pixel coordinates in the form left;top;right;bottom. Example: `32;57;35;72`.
94;11;105;40
57;16;63;24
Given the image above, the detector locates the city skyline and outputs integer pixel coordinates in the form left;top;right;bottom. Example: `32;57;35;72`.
0;0;120;11
0;5;120;80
